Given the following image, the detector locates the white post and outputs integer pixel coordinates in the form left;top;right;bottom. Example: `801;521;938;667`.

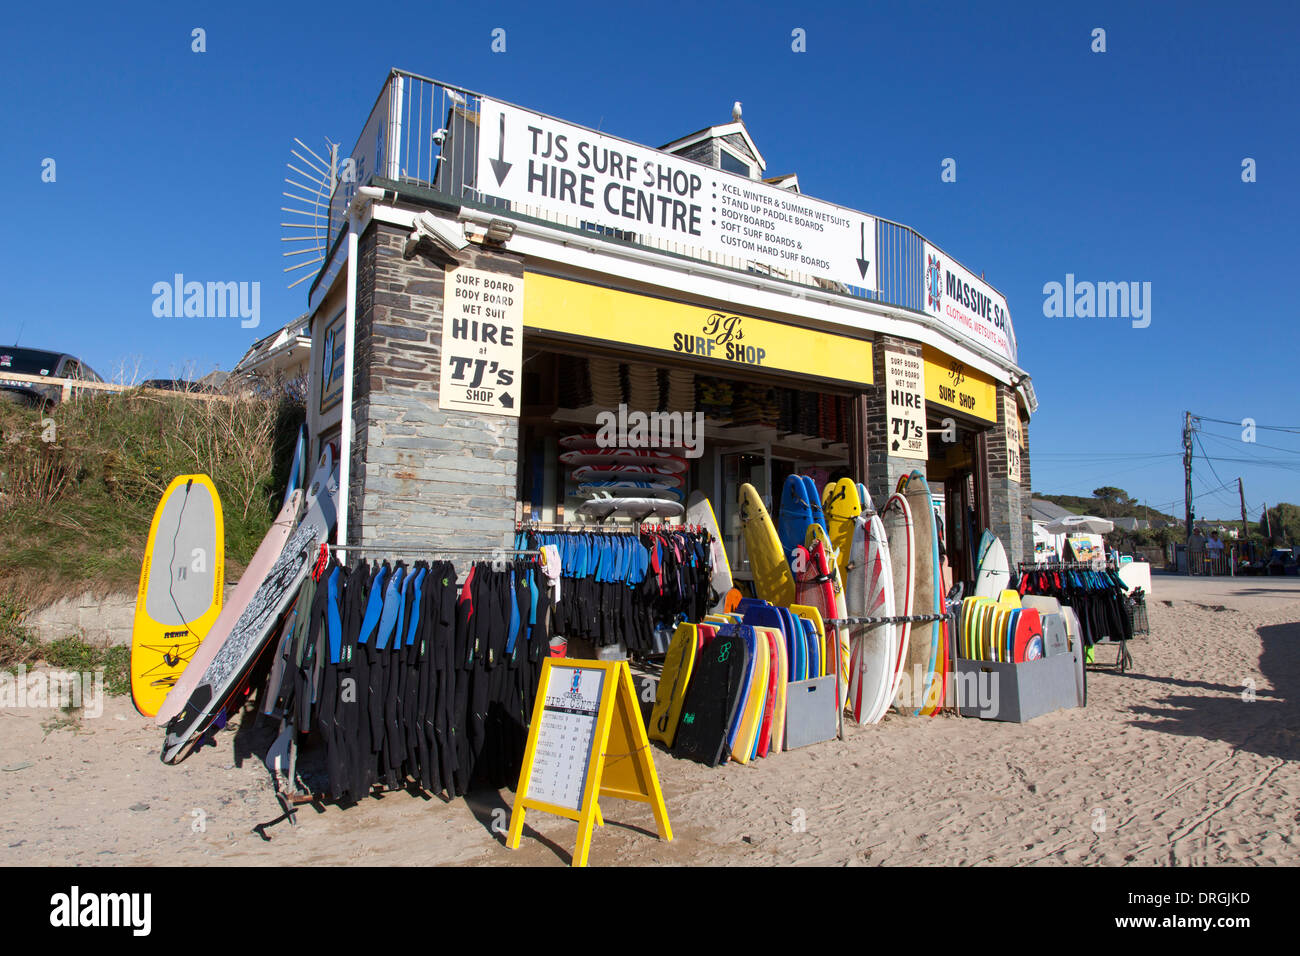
336;218;359;561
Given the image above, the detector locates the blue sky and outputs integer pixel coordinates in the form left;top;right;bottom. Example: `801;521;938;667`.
4;0;1297;518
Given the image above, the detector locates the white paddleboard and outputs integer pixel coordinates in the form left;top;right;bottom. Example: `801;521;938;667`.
974;534;1010;599
686;491;733;613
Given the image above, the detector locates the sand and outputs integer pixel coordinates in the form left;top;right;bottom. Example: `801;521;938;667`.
2;572;1297;866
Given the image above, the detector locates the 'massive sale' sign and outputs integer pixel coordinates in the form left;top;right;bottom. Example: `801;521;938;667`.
923;241;1016;363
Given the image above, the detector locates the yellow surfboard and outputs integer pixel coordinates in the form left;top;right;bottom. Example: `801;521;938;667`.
822;478;862;578
740;483;795;606
649;623;697;747
131;474;224;717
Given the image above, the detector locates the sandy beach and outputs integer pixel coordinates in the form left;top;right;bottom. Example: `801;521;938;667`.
3;573;1297;867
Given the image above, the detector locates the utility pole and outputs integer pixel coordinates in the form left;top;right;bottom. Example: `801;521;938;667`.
1182;412;1194;543
1238;478;1249;541
1239;477;1250;567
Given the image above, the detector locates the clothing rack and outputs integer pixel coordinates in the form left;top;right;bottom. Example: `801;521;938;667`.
517;522;704;534
1015;561;1133;671
327;544;540;556
1017;561;1117;571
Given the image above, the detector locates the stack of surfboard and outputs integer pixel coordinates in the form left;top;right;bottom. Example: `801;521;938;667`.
560;434;687;519
889;471;950;716
652;597;836;766
959;591;1045;663
156;447;339;763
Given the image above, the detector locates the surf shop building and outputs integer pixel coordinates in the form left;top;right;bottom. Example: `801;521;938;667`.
303;69;1037;586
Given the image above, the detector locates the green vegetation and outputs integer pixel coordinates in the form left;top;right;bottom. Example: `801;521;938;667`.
0;385;302;694
1037;489;1177;525
0;387;303;607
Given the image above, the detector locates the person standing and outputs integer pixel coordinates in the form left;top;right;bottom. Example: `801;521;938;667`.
1206;530;1225;575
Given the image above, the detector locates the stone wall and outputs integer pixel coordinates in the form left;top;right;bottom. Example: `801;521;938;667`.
24;585;237;647
347;221;520;554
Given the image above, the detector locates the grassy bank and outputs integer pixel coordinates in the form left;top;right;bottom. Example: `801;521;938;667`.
0;388;303;608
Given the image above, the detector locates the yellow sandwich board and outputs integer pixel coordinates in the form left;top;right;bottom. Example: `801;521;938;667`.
507;658;672;867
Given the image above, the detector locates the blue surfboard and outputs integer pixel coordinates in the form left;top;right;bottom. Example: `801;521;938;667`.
778;474;814;561
802;475;828;535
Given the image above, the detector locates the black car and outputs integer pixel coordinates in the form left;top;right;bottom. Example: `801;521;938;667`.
0;347;104;407
141;379;217;394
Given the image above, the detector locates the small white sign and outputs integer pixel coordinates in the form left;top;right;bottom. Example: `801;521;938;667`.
477;98;877;291
438;266;523;416
1004;392;1022;483
885;351;926;460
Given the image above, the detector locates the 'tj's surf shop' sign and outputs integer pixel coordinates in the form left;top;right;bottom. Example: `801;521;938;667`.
523;273;873;387
477;98;878;292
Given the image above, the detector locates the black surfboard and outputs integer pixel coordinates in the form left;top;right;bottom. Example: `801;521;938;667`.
672;625;751;767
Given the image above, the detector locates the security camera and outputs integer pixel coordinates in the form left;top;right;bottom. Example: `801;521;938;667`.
432;128;448;147
406;210;468;257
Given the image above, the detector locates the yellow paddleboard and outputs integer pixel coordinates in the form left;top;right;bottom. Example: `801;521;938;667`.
649;623;697;747
131;474;224;717
822;478;862;578
740;483;795;606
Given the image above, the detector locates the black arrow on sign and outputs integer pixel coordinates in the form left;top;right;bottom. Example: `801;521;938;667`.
490;112;513;187
856;221;871;280
498;392;514;409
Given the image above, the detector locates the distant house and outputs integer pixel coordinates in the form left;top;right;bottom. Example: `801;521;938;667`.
232;313;310;392
1030;498;1073;522
1113;517;1150;531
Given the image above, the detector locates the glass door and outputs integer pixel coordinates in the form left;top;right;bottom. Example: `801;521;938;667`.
716;445;800;581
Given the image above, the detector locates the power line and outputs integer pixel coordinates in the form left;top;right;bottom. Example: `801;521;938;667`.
1193;413;1300;435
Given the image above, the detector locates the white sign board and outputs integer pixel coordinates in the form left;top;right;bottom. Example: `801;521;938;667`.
885;351;926;460
525;666;605;811
923;241;1016;363
1004;391;1022;483
477;98;877;291
438;266;523;416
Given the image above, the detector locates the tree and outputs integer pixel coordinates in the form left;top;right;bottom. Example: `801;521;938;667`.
1092;486;1134;518
1259;503;1300;547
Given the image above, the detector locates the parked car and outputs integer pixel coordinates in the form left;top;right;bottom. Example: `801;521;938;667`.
141;379;217;394
1266;549;1298;576
0;347;104;408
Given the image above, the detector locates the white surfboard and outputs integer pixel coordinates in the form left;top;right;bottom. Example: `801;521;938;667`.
974;534;1010;599
686;491;733;613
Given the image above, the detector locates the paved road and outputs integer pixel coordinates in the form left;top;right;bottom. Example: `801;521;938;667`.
1151;570;1300;610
